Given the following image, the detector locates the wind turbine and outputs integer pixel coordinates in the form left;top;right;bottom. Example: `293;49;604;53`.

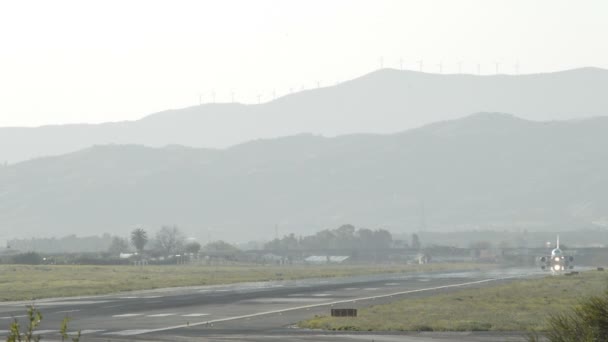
436;61;443;74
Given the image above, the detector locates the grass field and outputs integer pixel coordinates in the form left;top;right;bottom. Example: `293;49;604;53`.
300;271;608;332
0;263;487;302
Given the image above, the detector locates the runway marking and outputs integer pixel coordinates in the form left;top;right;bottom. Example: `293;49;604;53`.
181;313;209;317
55;309;80;314
104;329;154;336
35;330;58;334
0;315;26;320
384;283;400;286
141;296;163;299
146;313;177;317
112;313;143;318
364;288;380;291
246;298;329;304
73;329;106;335
311;293;332;297
35;300;110;306
102;304;122;309
106;274;526;336
344;288;359;290
119;296;139;299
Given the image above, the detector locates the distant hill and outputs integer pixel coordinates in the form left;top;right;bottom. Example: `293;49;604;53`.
2;113;608;241
1;67;608;163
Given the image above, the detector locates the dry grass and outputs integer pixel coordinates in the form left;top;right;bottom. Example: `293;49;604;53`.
0;263;486;301
300;271;608;332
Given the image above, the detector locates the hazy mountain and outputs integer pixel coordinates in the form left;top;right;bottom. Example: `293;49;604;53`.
2;113;608;241
2;67;608;164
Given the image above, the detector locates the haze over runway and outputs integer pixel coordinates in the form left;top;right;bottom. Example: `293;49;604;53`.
0;267;541;341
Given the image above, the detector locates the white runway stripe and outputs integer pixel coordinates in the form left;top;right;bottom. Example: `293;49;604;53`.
181;313;209;317
0;315;26;319
104;329;154;336
146;313;176;317
112;313;142;317
55;309;80;314
36;300;110;306
73;329;106;335
35;330;58;334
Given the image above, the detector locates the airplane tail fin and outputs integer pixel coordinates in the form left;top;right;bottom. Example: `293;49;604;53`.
557;235;560;249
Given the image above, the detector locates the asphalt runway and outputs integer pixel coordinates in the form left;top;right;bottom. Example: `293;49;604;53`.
0;267;544;341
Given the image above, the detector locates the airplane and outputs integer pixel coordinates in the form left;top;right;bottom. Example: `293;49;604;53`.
539;235;574;273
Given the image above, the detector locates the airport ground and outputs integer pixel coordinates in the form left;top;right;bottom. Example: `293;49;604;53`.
0;263;488;301
301;268;606;332
0;266;572;342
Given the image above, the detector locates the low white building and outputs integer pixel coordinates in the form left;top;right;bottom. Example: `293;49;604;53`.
304;255;350;264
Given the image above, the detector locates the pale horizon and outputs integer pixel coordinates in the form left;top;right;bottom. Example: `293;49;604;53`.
1;0;607;127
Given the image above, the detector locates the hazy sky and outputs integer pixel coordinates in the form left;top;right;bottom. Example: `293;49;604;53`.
0;0;606;127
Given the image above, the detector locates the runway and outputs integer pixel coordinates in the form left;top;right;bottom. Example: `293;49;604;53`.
0;267;543;341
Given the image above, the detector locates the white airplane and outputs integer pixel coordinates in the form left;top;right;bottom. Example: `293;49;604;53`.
539;235;574;273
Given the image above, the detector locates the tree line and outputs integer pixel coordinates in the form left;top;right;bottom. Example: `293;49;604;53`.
109;225;239;257
264;224;396;251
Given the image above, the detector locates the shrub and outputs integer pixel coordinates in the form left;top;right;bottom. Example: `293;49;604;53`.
11;252;43;265
531;289;608;341
5;305;80;342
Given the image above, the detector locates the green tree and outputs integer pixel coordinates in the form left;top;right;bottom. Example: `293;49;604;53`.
411;233;421;250
108;236;129;255
203;240;240;254
185;241;201;254
130;228;148;253
155;225;185;255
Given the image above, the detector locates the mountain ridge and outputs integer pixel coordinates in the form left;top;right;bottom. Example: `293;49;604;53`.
2;112;607;241
2;67;608;164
